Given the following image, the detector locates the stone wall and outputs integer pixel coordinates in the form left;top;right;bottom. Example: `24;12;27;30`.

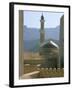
23;64;64;79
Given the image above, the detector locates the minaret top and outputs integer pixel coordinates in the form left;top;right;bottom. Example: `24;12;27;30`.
41;13;44;20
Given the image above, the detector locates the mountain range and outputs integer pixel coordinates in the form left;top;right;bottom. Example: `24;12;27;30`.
23;25;60;41
23;25;60;52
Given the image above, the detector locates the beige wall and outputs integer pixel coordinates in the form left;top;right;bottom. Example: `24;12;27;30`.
19;10;24;77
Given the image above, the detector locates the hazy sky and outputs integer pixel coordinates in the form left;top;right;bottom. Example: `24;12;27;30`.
24;11;64;28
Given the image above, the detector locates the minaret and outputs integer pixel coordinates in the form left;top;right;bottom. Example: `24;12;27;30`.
40;13;45;45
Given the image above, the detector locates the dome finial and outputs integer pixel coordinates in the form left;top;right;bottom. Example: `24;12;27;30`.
41;12;44;20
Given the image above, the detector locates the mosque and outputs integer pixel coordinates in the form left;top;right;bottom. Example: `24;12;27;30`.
39;14;64;68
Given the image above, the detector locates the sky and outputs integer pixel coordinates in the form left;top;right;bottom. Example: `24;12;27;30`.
24;11;64;28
